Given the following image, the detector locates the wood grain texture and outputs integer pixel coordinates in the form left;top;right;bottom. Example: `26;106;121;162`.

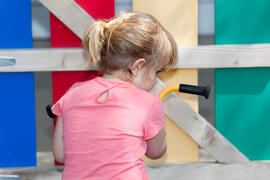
175;44;270;68
1;43;270;71
39;0;94;39
1;162;270;180
150;79;250;163
0;48;96;72
146;162;270;180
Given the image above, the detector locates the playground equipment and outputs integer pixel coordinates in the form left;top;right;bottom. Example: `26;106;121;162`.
1;0;270;179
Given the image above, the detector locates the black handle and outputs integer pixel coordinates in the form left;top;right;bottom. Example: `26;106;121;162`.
46;104;57;119
179;84;211;99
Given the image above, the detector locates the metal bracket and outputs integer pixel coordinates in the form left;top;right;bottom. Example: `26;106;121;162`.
0;57;16;66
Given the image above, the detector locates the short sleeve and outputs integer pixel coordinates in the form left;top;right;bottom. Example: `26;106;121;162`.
144;95;165;141
51;96;65;116
51;82;78;116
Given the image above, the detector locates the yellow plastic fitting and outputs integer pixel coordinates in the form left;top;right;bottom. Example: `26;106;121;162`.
159;84;179;102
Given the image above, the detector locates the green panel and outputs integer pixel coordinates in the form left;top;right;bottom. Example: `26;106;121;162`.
215;0;270;44
215;0;270;160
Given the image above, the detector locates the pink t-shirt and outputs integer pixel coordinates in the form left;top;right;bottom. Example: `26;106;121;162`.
52;77;164;180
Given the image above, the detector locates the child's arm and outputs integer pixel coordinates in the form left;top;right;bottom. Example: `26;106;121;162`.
52;116;64;163
145;127;167;159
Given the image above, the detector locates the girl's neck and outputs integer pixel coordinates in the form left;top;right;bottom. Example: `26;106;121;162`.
102;71;132;83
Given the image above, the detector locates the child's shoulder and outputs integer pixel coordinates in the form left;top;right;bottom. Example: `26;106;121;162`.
63;78;99;96
121;84;161;105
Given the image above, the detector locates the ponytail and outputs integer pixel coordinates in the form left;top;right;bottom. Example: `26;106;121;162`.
83;21;108;65
82;11;177;75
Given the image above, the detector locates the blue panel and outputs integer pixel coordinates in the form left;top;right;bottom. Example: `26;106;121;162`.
0;73;36;167
0;0;36;167
0;0;33;49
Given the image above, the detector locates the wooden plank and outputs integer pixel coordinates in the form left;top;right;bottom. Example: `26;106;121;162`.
146;162;270;180
175;44;270;69
1;162;270;180
0;0;36;167
150;79;250;163
0;48;95;72
134;0;199;163
39;0;94;39
1;43;270;72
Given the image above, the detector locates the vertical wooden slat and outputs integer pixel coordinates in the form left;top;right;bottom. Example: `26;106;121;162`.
0;0;36;167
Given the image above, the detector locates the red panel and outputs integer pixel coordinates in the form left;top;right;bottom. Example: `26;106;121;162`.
50;14;82;47
50;0;115;165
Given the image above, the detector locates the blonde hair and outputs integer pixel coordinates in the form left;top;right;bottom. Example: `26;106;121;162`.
83;11;177;75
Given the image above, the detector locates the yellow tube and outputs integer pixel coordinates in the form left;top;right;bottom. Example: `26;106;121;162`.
159;84;179;102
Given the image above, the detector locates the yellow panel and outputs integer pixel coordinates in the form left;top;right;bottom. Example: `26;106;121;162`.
133;0;198;46
134;0;199;162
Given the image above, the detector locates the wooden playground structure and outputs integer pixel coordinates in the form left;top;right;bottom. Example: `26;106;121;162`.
1;0;270;179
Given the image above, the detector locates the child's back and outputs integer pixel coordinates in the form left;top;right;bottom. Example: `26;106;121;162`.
53;77;164;179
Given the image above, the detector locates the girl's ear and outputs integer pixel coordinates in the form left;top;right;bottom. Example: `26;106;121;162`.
130;58;146;76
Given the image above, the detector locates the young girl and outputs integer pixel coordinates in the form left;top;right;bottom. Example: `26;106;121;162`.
52;11;177;180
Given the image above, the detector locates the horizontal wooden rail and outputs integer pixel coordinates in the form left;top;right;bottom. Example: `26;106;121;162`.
0;48;96;72
1;44;270;72
175;43;270;69
1;162;270;180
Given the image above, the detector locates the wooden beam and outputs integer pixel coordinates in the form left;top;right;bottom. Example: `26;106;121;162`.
1;162;270;180
176;43;270;68
146;162;270;180
39;0;94;39
150;79;250;163
0;48;96;72
1;44;270;72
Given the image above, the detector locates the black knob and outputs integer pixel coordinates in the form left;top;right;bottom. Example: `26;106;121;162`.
179;84;211;99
